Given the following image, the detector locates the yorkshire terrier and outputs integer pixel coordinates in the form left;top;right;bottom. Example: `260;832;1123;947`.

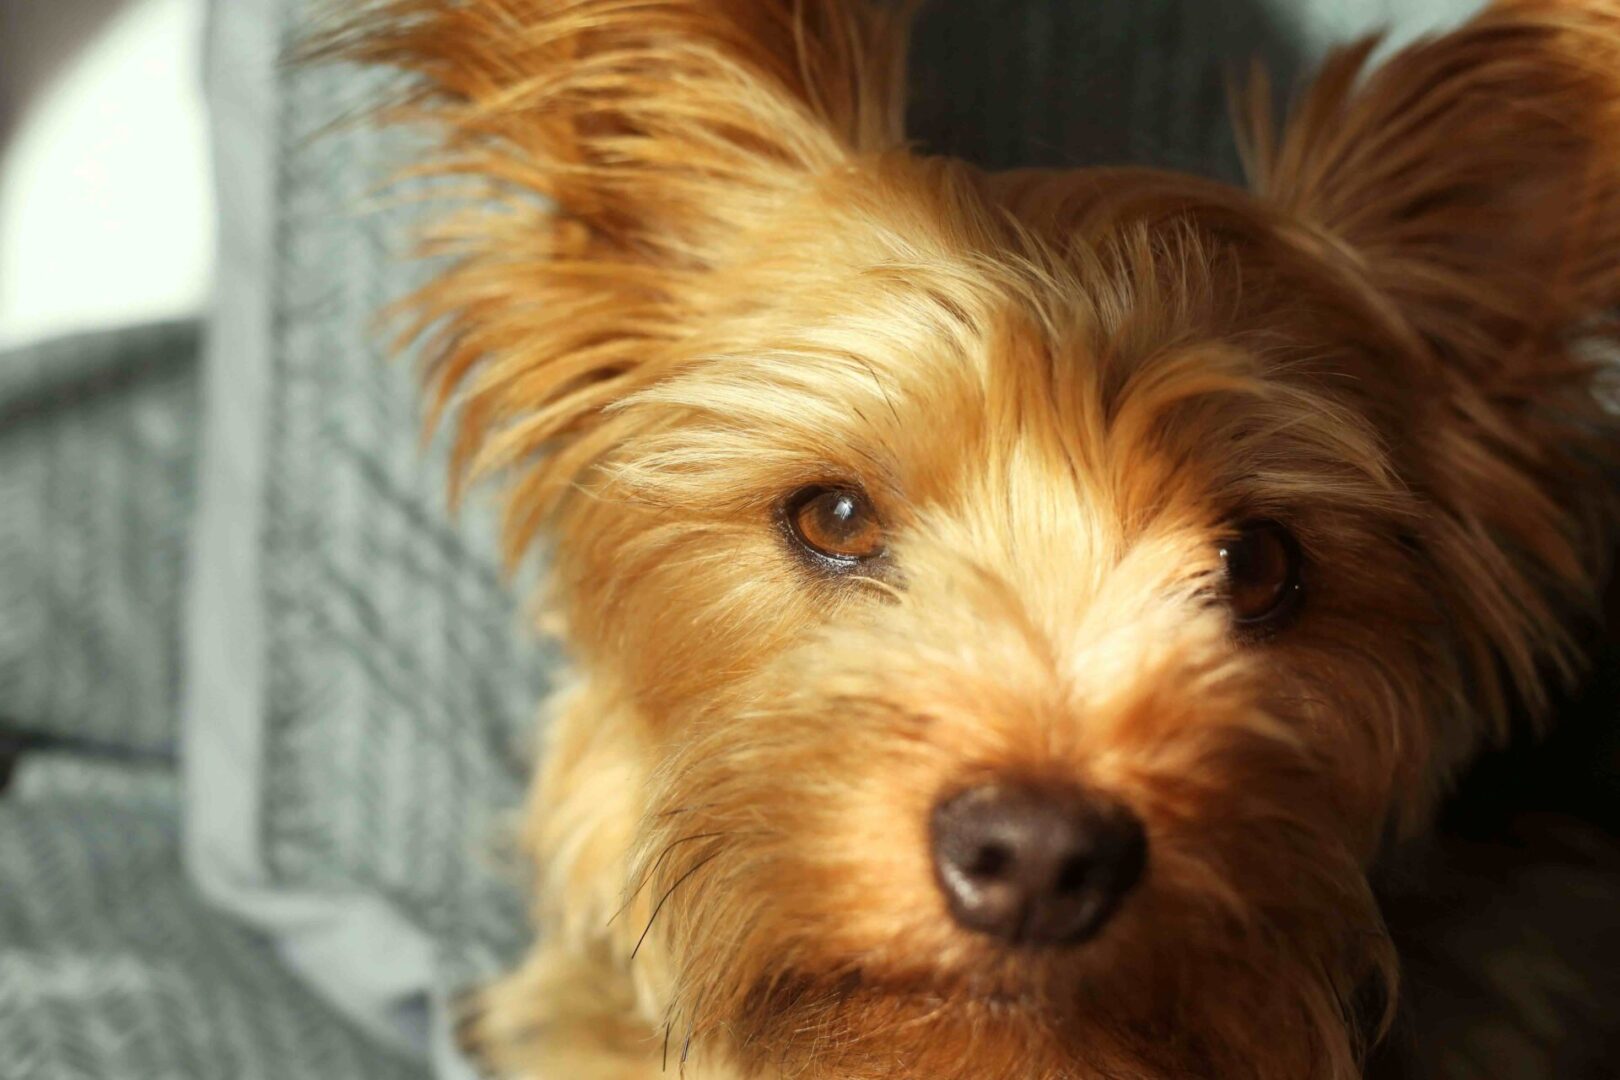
327;1;1620;1076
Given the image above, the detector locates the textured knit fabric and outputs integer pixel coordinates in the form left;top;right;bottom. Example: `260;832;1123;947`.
260;47;547;969
184;1;1483;1076
0;322;198;755
188;1;549;1070
0;754;426;1080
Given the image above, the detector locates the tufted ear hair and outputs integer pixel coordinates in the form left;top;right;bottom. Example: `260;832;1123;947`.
1244;0;1620;720
320;0;914;557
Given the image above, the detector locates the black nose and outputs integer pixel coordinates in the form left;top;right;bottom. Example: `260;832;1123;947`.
930;782;1146;946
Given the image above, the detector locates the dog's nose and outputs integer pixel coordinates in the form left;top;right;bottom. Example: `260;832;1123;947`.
930;782;1146;946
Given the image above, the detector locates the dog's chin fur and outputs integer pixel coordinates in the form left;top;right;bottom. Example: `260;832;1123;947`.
323;2;1620;1076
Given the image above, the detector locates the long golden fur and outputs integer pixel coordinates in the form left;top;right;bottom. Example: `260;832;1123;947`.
322;1;1620;1076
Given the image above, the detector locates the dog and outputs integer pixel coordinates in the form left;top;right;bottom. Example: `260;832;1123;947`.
326;1;1620;1076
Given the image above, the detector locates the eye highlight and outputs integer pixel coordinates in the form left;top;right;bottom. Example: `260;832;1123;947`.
783;485;885;567
1219;520;1303;630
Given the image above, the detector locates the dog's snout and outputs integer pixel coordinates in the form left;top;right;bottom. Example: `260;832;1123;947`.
930;782;1146;946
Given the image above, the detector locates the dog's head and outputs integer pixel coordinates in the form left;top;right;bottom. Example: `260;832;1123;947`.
340;2;1620;1076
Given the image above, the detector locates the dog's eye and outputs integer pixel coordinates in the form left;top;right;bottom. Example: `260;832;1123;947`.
1219;520;1302;629
784;486;884;565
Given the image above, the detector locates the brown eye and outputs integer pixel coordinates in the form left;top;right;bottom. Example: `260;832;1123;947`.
1219;520;1303;629
784;486;885;566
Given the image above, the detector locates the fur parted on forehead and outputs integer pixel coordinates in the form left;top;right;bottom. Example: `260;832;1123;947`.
606;159;1406;523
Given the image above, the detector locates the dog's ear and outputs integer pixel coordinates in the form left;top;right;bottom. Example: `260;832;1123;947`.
325;0;912;558
1245;0;1620;719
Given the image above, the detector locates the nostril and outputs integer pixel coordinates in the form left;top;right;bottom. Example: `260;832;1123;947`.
966;843;1012;880
930;781;1146;947
1054;854;1092;895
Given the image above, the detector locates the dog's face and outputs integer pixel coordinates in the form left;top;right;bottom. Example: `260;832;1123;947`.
559;152;1477;1078
342;1;1620;1076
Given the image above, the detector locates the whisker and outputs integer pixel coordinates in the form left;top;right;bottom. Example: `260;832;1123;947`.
609;830;731;927
679;988;707;1074
633;845;725;960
